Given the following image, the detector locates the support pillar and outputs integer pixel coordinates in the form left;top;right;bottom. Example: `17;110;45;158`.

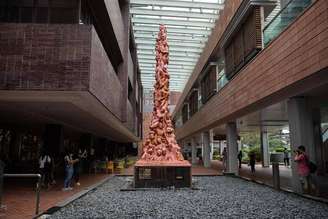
288;97;315;194
43;124;64;156
226;122;238;175
202;131;211;168
191;137;197;165
209;129;214;160
261;131;270;167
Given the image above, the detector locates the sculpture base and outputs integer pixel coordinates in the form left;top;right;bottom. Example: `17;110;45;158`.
134;160;192;188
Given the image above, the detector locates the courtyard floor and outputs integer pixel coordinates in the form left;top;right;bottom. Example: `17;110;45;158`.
0;173;109;219
49;176;328;219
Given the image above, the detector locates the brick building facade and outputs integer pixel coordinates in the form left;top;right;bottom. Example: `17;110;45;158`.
0;0;143;171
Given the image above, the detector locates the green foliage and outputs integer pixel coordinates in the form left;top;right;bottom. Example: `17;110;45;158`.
240;132;261;148
268;133;289;152
274;146;286;153
212;150;221;160
240;132;261;162
248;146;261;162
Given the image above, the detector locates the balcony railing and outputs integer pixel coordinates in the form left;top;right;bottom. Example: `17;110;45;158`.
263;0;312;47
217;68;228;92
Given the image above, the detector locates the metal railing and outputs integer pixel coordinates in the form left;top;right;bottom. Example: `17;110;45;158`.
1;173;41;215
263;0;312;47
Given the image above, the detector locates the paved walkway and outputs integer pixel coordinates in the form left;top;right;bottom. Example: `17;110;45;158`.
1;173;109;219
209;160;293;190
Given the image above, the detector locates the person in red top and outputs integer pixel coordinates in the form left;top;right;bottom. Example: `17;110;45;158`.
294;145;311;193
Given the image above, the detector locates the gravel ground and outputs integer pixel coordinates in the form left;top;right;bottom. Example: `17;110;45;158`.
50;176;328;219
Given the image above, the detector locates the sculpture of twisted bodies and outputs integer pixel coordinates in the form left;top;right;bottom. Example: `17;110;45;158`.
140;24;184;162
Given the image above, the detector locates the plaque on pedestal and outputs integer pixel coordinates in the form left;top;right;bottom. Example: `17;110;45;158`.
134;160;191;188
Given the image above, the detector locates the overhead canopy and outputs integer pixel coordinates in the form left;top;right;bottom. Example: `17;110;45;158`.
130;0;225;91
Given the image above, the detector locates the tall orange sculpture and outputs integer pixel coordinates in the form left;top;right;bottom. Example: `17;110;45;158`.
134;25;191;188
140;24;184;162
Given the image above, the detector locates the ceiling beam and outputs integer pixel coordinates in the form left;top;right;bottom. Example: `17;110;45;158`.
130;8;219;19
140;69;192;74
135;39;205;48
130;0;224;10
141;69;192;74
142;79;188;83
139;59;196;66
131;17;215;28
138;54;198;62
134;33;208;42
142;83;185;88
137;50;200;56
139;64;195;69
137;44;202;53
142;73;191;78
134;26;211;35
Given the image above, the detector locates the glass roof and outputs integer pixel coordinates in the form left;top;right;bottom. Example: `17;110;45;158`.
130;0;225;91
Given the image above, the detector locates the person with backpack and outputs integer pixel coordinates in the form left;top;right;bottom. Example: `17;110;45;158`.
294;145;317;194
39;149;51;189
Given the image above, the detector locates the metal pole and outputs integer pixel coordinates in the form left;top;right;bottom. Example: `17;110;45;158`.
3;174;41;215
0;161;4;208
35;174;41;215
272;163;280;190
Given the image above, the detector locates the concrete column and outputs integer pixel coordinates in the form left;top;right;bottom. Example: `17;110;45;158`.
43;124;64;156
261;131;270;167
209;129;214;160
226;122;238;175
202;131;211;168
288;97;315;193
191;137;197;165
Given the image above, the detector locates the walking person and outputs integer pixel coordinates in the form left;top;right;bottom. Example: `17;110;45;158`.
222;147;227;172
237;150;243;169
249;151;256;173
294;145;316;194
49;154;56;186
74;148;87;186
39;149;51;189
283;148;290;166
88;146;96;173
63;150;79;191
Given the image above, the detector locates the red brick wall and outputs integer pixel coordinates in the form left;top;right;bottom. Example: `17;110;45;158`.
169;91;181;105
89;27;124;120
173;0;243;116
0;23;91;90
175;0;328;139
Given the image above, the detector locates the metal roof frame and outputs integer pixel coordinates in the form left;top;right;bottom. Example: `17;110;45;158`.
130;0;225;91
130;0;224;10
133;26;211;35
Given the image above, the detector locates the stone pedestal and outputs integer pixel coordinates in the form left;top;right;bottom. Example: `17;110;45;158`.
134;160;192;188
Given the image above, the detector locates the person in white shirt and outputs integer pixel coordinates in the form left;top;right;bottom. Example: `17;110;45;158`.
39;150;51;188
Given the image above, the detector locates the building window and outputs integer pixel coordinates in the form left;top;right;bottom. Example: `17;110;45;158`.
201;65;217;104
189;90;199;118
128;79;133;103
80;0;92;24
182;104;189;124
0;0;85;24
224;7;262;79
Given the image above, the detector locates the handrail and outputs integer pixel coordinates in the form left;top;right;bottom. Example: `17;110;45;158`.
2;174;41;215
263;0;294;32
263;0;312;47
322;126;328;142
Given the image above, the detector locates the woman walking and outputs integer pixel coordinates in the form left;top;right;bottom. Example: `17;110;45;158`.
63;150;79;191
